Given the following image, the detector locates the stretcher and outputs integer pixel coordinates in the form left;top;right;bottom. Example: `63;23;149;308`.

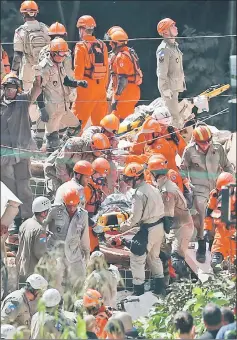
117;84;230;136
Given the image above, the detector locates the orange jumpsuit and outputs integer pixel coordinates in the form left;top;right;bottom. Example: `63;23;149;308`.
204;189;236;262
72;35;109;129
2;48;10;74
110;46;142;120
95;306;112;339
130;124;186;170
84;181;104;253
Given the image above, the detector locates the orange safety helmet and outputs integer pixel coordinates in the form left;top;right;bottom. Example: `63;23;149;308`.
192;125;212;143
48;22;67;36
83;289;103;308
92;158;110;175
123;162;144;178
77;15;96;29
20;0;38;13
104;26;126;40
141;117;161;134
157;18;176;35
50;37;68;52
216;172;235;191
73;160;93;176
91;133;110;150
110;30;128;44
100;113;120;133
62;188;80;206
148;154;168;173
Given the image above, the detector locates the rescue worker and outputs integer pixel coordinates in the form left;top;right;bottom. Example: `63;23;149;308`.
16;196;51;284
11;0;49;89
1;274;48;336
180;125;235;263
44;188;90;294
44;132;110;195
107;28;143;121
116;162;166;296
104;26;124;112
37;37;87;153
54;160;93;206
82;112;120;195
72;15;109;129
31;288;76;339
0;72;41;224
11;1;50;146
140;117;182;173
36;22;74;149
83;289;112;339
156;18;186;128
39;22;73;76
204;172;236;271
84;251;121;309
147;154;194;277
84;158;110;253
1;45;10;80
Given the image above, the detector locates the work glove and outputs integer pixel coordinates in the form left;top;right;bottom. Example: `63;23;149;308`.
163;89;173;99
77;80;88;88
40;107;49;122
111;100;118;111
203;230;212;242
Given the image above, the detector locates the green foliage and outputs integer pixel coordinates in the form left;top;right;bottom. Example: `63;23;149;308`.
135;273;236;339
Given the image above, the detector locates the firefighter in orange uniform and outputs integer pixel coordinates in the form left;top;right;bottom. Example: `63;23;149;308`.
72;15;108;129
106;28;143;121
83;289;112;339
1;45;10;79
84;158;110;253
204;172;236;271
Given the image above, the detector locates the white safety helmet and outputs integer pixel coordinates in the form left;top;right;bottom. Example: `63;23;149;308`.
26;274;48;291
32;196;51;214
90;251;104;259
1;324;17;339
41;288;61;308
152;106;172;126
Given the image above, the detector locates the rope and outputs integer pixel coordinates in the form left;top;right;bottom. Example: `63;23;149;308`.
2;34;237;45
0;107;230;158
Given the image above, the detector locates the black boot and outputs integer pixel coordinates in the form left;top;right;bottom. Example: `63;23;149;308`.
196;239;206;263
153;278;166;296
132;284;144;296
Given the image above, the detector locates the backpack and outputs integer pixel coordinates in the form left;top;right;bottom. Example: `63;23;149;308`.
22;23;50;65
112;47;143;85
82;39;107;80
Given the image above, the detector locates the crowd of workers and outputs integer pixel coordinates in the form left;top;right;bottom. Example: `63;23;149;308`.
0;0;236;339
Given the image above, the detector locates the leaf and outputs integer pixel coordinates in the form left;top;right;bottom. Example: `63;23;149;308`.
194;302;202;312
192;287;203;295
